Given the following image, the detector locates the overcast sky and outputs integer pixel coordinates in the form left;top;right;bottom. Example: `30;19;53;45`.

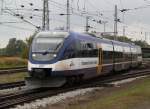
0;0;150;48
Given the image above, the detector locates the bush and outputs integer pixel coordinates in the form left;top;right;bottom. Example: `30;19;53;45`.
0;57;27;68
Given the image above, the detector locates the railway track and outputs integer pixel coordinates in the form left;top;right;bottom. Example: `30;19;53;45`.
0;81;25;90
0;66;27;70
0;68;150;109
0;67;27;75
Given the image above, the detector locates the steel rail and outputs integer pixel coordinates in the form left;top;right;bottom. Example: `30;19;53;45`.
0;81;25;90
0;68;150;109
0;67;27;75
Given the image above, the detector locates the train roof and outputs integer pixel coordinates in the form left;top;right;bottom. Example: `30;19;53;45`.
70;31;135;47
35;31;140;48
76;32;141;48
35;31;69;38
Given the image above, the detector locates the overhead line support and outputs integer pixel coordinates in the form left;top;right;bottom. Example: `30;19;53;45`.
42;0;50;31
66;0;70;31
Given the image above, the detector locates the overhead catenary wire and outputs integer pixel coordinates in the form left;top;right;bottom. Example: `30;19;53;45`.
0;0;150;40
2;1;150;24
9;1;150;29
48;0;150;34
3;7;43;11
0;23;35;31
48;0;107;30
3;7;40;29
0;21;24;24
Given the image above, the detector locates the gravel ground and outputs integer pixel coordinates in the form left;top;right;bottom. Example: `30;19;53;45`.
45;75;149;109
9;75;149;109
0;86;25;94
111;75;148;86
11;87;101;109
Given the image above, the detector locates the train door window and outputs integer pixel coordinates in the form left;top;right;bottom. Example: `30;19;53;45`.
91;43;98;57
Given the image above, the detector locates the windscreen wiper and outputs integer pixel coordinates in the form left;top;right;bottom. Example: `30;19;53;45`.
42;42;62;55
42;50;49;55
42;48;52;55
54;42;62;51
42;49;56;55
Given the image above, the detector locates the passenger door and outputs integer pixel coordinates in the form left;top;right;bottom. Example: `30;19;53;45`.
97;46;103;74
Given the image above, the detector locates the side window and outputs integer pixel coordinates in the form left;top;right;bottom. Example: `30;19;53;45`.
73;40;98;58
85;43;93;57
80;42;98;57
64;42;76;59
114;45;123;62
81;42;87;57
90;43;98;57
87;43;93;49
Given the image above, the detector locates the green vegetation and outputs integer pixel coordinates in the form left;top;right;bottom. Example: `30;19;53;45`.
0;72;27;83
102;34;150;48
66;77;150;109
0;32;36;59
0;57;27;68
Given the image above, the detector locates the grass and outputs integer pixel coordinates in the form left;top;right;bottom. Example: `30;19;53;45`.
0;72;28;83
66;77;150;109
0;57;27;68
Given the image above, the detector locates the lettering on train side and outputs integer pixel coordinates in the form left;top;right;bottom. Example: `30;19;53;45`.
81;61;97;65
70;61;75;67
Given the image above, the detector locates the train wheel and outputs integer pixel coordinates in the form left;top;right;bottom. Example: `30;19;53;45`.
75;75;83;83
67;76;76;86
67;75;83;86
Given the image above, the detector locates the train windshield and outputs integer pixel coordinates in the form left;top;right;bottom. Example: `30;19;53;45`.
32;35;65;61
32;37;64;53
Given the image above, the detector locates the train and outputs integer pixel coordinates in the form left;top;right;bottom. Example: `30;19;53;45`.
25;31;142;88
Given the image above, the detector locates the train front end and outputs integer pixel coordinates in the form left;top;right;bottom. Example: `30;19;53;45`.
26;31;68;88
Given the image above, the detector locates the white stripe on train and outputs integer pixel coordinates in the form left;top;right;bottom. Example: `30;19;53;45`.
28;57;142;72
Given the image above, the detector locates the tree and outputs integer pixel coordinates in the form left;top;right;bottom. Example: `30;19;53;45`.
0;31;38;58
21;46;28;59
102;34;132;43
16;40;27;56
0;48;6;56
102;34;150;48
21;31;37;58
5;38;27;56
25;36;34;48
5;38;17;56
133;40;150;48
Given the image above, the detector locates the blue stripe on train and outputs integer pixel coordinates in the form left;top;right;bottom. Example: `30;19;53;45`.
29;32;77;64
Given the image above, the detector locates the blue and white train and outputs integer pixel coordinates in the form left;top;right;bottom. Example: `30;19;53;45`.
26;31;142;88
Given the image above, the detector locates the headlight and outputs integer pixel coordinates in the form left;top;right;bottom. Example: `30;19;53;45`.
53;54;57;57
32;54;36;57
